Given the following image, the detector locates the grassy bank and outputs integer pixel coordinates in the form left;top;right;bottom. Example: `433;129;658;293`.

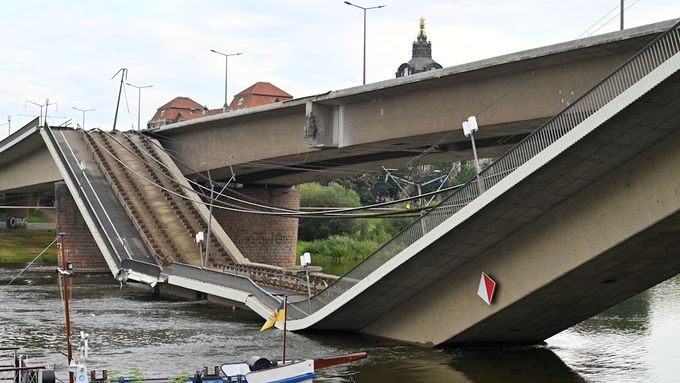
0;229;58;264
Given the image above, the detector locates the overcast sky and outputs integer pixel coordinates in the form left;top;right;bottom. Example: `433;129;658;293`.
0;0;677;136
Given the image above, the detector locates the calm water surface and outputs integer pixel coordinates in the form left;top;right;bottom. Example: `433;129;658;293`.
1;266;679;382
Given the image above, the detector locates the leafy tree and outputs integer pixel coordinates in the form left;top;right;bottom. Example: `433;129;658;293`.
297;182;367;241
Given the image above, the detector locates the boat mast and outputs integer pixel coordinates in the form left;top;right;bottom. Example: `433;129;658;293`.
58;232;74;383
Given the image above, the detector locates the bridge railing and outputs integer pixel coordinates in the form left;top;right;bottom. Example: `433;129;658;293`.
287;20;680;319
167;263;283;311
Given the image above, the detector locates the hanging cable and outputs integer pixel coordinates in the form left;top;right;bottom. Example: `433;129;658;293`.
85;129;456;218
1;236;59;290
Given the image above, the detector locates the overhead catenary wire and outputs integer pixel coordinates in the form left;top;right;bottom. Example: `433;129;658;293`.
86;129;455;218
585;0;640;37
130;130;460;216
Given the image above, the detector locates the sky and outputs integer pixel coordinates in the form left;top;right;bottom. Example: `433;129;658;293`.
0;0;677;137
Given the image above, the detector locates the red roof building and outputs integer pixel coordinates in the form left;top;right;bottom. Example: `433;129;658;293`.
148;96;213;129
228;82;292;110
147;83;292;129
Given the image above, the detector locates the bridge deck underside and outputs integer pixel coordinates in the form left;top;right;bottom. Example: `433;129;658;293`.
311;71;680;340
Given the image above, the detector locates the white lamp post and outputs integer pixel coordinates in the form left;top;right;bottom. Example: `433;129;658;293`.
301;252;313;314
462;115;484;194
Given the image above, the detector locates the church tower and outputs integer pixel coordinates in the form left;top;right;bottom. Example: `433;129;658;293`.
396;17;443;77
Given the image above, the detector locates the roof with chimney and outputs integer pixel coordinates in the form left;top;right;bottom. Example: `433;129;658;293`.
228;81;293;110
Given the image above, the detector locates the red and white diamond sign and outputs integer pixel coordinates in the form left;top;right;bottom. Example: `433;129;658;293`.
477;272;496;305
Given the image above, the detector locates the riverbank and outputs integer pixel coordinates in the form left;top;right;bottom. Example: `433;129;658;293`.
0;229;57;264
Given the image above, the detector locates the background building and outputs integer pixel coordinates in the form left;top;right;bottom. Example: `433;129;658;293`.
396;17;442;77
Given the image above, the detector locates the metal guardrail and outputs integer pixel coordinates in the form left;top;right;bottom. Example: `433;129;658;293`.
286;21;680;319
167;263;283;310
42;126;122;265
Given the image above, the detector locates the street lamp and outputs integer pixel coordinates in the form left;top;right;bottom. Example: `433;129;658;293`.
126;83;153;131
0;115;10;138
300;252;313;314
26;99;57;126
344;1;385;85
210;49;243;112
72;107;95;129
462;115;484;195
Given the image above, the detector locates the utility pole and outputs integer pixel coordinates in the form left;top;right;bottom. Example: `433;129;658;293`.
111;68;128;131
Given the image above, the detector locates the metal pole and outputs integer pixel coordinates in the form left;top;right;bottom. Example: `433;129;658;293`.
111;68;128;131
362;9;367;85
224;55;229;111
210;50;242;112
125;84;152;130
58;233;74;383
72;108;95;130
470;133;484;194
205;168;214;267
305;265;312;314
344;3;385;85
137;87;141;131
620;0;624;30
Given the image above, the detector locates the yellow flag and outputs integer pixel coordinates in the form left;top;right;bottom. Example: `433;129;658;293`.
260;301;286;331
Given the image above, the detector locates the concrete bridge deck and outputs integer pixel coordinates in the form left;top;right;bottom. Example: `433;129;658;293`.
1;19;680;346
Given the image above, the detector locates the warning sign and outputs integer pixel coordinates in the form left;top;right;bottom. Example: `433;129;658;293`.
477;272;496;305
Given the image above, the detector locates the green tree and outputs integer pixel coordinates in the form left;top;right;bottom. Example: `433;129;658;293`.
297;182;367;241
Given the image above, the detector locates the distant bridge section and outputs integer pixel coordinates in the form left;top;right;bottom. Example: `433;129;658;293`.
152;21;676;186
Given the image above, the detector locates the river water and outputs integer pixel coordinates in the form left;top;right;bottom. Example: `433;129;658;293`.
1;266;679;383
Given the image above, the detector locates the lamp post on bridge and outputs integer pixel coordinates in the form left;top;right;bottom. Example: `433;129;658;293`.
210;49;243;112
72;107;95;129
462;115;484;195
26;99;57;126
344;1;385;85
126;83;153;131
0;115;10;138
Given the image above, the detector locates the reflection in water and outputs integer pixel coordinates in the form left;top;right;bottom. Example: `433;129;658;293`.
448;347;586;383
1;267;679;382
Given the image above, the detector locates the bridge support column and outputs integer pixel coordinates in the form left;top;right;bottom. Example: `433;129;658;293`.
55;181;107;272
213;187;299;267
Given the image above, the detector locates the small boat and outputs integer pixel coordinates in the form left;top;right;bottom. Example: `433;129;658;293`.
215;294;367;383
219;352;367;383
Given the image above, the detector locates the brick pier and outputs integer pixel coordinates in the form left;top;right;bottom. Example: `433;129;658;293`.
214;187;299;267
54;181;108;272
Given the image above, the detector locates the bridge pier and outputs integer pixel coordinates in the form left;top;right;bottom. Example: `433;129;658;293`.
213;187;299;267
54;181;108;272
